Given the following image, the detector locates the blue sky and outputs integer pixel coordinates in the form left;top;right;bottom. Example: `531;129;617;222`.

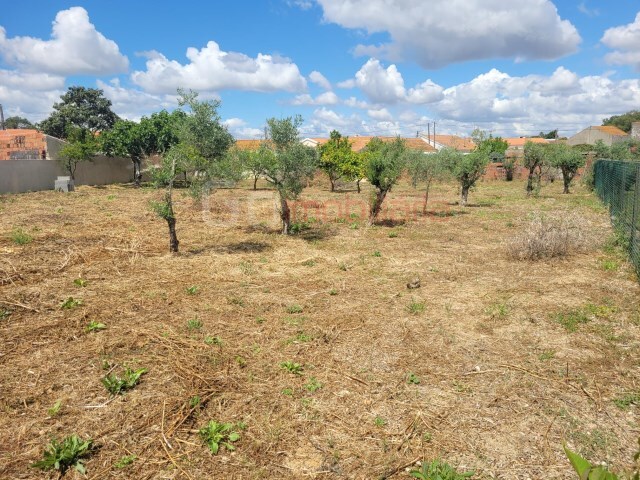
1;1;639;138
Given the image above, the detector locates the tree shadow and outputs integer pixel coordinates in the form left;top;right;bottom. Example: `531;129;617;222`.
186;240;272;256
423;209;468;218
373;219;406;227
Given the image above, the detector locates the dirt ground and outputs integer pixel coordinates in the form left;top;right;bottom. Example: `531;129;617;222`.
1;176;639;479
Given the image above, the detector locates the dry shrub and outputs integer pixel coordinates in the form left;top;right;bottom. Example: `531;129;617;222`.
507;211;591;260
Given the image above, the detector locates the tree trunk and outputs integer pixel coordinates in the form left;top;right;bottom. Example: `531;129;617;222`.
460;185;469;206
133;158;142;187
253;175;258;191
167;216;179;253
526;168;535;197
368;189;388;225
356;179;361;194
422;179;432;214
280;193;291;235
330;177;335;192
562;167;571;194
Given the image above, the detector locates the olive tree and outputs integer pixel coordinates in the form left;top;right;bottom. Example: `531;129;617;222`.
365;137;406;225
406;149;449;213
547;143;585;194
442;145;488;206
260;115;318;234
58;127;97;181
523;141;547;197
319;130;353;192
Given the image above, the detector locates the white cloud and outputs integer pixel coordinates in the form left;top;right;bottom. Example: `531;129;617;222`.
223;118;263;139
0;7;128;75
602;13;640;70
96;79;177;121
577;2;599;17
0;70;65;121
367;107;392;121
344;96;369;109
315;0;580;68
292;91;340;105
131;41;307;94
337;79;356;89
352;58;442;104
309;70;332;90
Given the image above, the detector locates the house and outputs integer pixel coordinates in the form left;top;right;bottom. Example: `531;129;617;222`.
300;136;437;153
0;129;65;161
419;134;475;153
503;137;550;158
567;126;629;147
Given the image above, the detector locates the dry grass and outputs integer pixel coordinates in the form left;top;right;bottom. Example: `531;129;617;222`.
507;211;593;261
1;178;639;479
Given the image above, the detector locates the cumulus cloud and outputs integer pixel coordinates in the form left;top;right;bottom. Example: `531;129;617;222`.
309;70;332;90
131;41;307;94
433;67;640;135
0;7;128;75
223;118;263;139
353;58;443;104
367;107;393;121
96;79;177;121
315;0;580;68
0;69;65;121
292;91;340;105
602;13;640;70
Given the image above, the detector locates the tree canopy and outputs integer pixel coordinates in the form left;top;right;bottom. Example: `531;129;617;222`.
39;87;120;139
365;136;406;224
602;110;640;133
319;130;354;192
4;116;34;129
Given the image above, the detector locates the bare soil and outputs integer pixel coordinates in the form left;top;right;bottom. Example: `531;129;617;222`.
1;178;638;479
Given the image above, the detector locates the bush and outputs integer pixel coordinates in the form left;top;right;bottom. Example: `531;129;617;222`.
507;212;589;260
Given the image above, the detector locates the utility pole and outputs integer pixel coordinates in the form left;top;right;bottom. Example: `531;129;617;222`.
0;104;5;130
416;130;419;138
432;121;436;148
427;124;430;144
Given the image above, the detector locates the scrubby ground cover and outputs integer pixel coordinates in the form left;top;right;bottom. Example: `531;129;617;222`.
1;178;639;479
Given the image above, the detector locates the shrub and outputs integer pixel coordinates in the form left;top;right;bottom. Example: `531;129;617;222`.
10;227;33;245
507;212;589;260
410;459;474;479
31;435;93;475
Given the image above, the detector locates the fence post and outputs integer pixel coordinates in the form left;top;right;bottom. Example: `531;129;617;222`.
632;163;640;258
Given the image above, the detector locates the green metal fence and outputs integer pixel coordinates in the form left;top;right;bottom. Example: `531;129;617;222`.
594;159;640;278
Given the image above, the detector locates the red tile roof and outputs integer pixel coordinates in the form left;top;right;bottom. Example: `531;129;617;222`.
593;126;628;137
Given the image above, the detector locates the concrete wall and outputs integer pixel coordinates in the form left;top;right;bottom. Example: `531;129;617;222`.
632;122;640;140
0;156;134;194
568;127;628;146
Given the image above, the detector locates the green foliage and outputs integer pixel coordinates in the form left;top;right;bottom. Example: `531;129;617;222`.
74;278;88;287
39;86;119;139
10;227;32;245
319;130;357;190
602;110;640;133
3;115;34;129
280;361;304;375
564;444;619;480
47;400;62;417
407;147;450;209
199;420;242;454
234;146;273;189
539;129;559;139
408;300;426;314
305;377;323;392
185;285;199;295
60;297;82;309
187;317;203;331
407;372;421;384
58;127;98;179
410;459;474;479
613;391;640;409
190;395;202;408
523;141;548;196
114;455;136;469
286;304;303;314
547;143;586;193
365;136;406;192
85;321;106;332
374;416;387;427
31;435;93;475
101;367;147;395
440;141;489;205
473;129;509;163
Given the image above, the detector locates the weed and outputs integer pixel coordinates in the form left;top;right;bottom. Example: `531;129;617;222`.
204;335;222;346
239;261;255;275
286;304;303;314
409;459;474;479
60;297;82;309
485;300;510;319
388;231;398;238
539;350;556;361
349;222;359;230
280;361;304;375
256;316;266;324
187;317;203;331
564;444;618;480
329;288;338;296
48;400;62;417
408;300;425;315
31;435;93;475
282;388;294;396
302;259;316;267
422;432;432;443
338;262;348;271
199;420;241;454
289;332;313;344
305;377;323;392
73;278;88;287
228;296;245;307
374;416;386;427
407;372;421;385
600;259;620;271
190;395;202;408
10;227;33;245
101;367;147;395
114;455;136;469
185;285;199;295
372;250;382;257
0;308;10;320
555;309;590;332
290;220;313;234
85;321;106;333
235;356;247;368
613;392;640;409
